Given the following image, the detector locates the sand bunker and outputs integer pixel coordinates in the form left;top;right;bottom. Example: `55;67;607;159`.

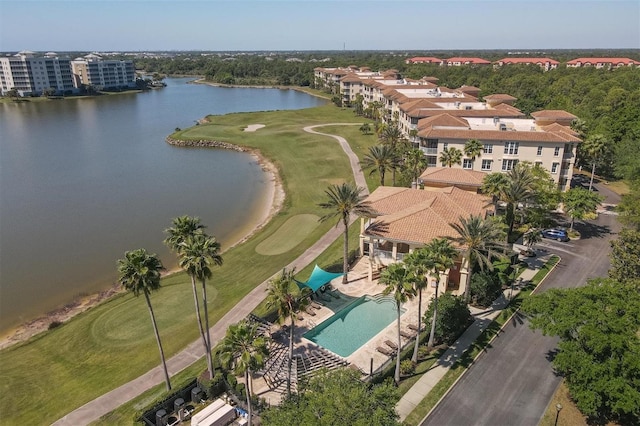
244;124;266;132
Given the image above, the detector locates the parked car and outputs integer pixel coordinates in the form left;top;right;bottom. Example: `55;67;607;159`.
541;228;570;242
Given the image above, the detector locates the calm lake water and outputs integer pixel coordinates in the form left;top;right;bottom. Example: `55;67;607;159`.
0;78;325;333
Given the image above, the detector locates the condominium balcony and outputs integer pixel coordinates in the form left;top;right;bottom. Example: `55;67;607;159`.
419;147;438;155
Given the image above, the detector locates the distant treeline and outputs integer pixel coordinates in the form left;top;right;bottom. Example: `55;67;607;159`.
131;50;639;181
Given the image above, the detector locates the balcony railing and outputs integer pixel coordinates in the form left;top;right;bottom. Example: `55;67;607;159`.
373;249;406;262
419;147;438;155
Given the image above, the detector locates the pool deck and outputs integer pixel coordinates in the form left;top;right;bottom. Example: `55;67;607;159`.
253;256;442;403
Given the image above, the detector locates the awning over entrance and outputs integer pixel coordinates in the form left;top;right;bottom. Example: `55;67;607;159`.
295;265;344;292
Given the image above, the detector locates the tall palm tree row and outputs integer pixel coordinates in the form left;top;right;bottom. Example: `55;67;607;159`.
179;233;223;378
319;183;374;284
379;262;416;384
265;268;309;397
451;215;506;303
422;238;458;348
117;249;172;391
164;215;222;380
219;321;269;426
361;144;397;187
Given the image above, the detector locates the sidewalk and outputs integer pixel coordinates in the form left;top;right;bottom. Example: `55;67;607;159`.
53;124;366;426
396;254;550;421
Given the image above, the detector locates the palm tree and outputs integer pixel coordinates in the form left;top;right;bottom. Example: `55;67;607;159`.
117;249;171;391
481;172;510;212
582;134;609;191
359;122;371;135
463;139;484;164
404;248;434;362
451;215;505;303
179;234;223;379
523;227;542;249
265;268;309;397
503;164;535;235
380;122;407;185
403;148;429;189
423;238;458;348
361;144;397;187
319;183;374;284
379;262;416;384
219;321;269;426
439;147;463;168
163;215;206;253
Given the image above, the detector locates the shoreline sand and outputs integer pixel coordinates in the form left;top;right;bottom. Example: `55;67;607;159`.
0;140;285;351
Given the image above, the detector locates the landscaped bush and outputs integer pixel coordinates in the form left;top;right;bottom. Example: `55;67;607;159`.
400;360;416;376
197;371;225;400
470;271;503;307
424;293;473;345
417;345;431;360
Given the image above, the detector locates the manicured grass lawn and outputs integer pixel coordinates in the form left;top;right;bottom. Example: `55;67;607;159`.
0;104;369;425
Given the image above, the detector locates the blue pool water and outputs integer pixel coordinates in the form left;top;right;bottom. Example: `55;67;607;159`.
303;295;404;357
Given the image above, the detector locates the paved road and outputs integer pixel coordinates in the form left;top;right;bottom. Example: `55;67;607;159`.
422;187;620;426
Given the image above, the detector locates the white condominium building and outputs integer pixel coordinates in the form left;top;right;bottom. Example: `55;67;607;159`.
70;54;136;90
0;50;75;96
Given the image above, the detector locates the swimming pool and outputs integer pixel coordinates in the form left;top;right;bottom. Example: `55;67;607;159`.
303;295;404;357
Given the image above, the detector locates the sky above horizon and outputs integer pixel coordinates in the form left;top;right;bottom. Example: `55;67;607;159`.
1;0;638;52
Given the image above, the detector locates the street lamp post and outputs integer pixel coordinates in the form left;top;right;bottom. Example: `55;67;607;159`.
554;403;562;426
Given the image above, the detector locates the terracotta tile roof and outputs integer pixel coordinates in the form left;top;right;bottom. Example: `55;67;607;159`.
458;85;481;92
496;57;560;65
419;113;470;128
493;103;522;113
340;73;364;83
421;76;440;83
541;122;579;136
531;110;577;120
363;186;492;246
566;57;640;65
419;167;486;187
446;57;492;65
484;94;517;101
406;57;443;64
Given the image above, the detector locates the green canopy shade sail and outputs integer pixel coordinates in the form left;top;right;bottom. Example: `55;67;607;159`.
295;265;344;293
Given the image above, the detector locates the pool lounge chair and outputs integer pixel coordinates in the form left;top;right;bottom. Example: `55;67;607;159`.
400;329;415;339
384;339;398;350
310;301;323;309
408;323;425;332
376;346;394;357
305;307;316;316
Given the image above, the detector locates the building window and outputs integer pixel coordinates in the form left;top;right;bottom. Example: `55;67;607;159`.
483;143;493;154
463;159;473;169
537;146;543;156
502;159;518;171
551;162;559;174
481;159;492;171
504;141;519;155
554;147;560;157
443;142;448;150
